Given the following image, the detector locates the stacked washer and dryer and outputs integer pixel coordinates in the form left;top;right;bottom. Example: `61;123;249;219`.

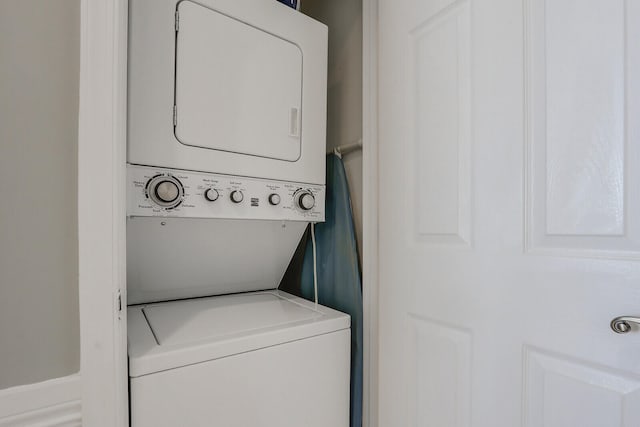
126;0;350;426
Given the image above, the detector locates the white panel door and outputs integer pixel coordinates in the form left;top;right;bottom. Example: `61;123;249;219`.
377;0;640;426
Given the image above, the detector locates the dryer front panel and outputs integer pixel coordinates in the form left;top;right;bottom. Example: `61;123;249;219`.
175;1;303;162
128;0;327;185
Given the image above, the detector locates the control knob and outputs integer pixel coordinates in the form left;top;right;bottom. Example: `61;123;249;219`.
230;190;244;204
146;175;183;209
156;181;179;203
296;191;315;211
204;188;219;202
268;193;281;206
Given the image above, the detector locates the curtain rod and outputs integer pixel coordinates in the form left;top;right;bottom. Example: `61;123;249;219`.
329;139;363;157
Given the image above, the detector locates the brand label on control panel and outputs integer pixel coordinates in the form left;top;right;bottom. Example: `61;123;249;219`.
127;165;326;222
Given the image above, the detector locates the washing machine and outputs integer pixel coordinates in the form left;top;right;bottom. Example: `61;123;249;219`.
126;167;350;427
128;291;350;426
126;1;348;426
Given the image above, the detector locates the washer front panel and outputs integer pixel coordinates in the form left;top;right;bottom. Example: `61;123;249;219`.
127;164;325;221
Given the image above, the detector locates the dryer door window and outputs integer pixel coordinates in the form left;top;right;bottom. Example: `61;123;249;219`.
174;1;303;162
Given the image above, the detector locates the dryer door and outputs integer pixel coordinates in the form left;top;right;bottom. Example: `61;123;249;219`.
174;0;303;162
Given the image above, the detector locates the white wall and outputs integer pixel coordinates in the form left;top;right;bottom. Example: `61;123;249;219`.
302;0;364;258
0;0;80;390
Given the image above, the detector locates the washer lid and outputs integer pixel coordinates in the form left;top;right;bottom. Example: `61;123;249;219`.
128;291;350;377
145;293;318;347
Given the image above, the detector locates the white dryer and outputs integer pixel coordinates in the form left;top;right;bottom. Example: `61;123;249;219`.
128;0;327;184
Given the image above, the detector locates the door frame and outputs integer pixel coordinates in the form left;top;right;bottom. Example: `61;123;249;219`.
362;0;380;426
78;0;128;425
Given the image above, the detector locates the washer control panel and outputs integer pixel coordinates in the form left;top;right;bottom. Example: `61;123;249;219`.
127;165;325;221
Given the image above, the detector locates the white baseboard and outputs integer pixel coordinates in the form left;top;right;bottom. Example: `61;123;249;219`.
0;375;81;426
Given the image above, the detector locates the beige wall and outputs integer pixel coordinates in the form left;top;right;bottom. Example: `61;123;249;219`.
0;0;80;389
302;0;364;258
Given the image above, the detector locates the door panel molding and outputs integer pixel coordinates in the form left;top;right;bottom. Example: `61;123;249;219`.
523;346;640;427
524;0;640;259
407;315;472;427
409;0;473;247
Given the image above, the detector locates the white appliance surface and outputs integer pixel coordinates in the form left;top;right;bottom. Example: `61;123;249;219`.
126;2;342;425
128;0;328;184
145;293;316;346
175;1;303;161
127;165;325;222
127;290;351;377
127;218;308;304
130;325;350;427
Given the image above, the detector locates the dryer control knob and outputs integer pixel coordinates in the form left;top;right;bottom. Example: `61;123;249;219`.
230;190;244;204
268;193;281;206
204;188;219;202
297;191;315;211
146;175;184;209
155;181;179;203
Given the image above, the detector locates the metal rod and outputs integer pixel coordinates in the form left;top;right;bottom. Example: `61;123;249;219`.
329;138;363;156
